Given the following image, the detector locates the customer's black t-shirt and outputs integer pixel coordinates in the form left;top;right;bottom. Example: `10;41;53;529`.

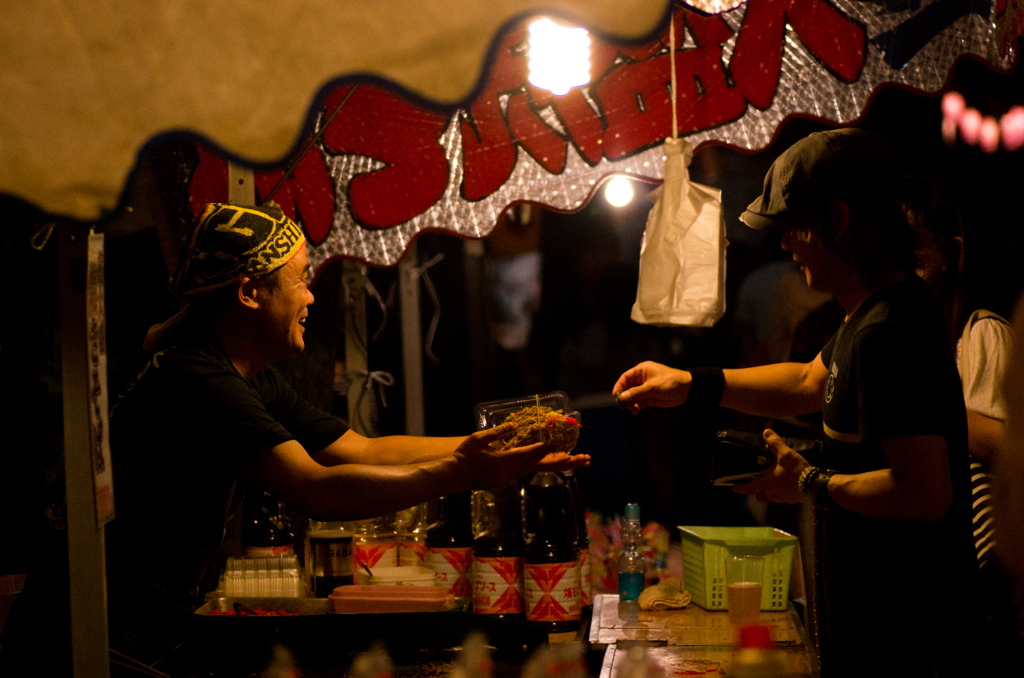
817;277;976;677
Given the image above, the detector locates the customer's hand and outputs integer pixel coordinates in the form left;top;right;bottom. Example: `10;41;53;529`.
612;361;692;414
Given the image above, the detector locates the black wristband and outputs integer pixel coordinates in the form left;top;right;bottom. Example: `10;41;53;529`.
687;366;725;409
811;470;835;509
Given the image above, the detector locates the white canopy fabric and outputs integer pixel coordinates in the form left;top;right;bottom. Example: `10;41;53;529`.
0;0;671;221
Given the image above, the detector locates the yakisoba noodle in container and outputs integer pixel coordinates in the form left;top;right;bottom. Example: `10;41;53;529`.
490;399;581;453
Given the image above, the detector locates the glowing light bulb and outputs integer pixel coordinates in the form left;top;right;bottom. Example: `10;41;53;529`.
605;176;634;207
1001;106;1024;151
528;18;591;96
980;116;1000;153
942;91;966;122
960;108;982;145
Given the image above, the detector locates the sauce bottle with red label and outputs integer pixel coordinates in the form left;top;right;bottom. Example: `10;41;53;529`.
426;490;474;601
472;481;525;620
523;472;581;633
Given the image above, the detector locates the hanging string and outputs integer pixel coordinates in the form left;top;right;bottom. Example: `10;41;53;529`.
262;83;360;205
361;369;396;408
669;10;678;141
411;252;445;364
29;220;55;250
363;275;397;342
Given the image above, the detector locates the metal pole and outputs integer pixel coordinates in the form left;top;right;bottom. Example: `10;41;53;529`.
399;242;425;436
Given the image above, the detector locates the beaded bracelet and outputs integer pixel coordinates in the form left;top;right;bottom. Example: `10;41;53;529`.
797;466;822;495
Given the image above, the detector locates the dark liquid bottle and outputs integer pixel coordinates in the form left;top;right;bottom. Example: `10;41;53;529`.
523;472;581;634
241;491;295;558
472;481;525;621
563;469;592;614
426;490;474;599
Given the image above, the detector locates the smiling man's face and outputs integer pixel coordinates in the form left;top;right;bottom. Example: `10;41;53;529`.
256;243;315;360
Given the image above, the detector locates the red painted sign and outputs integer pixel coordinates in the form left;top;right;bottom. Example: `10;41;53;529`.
186;0;1006;268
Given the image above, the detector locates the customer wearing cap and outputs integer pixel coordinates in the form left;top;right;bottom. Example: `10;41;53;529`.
613;129;976;677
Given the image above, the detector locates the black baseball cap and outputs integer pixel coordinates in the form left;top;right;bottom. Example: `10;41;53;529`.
740;128;903;231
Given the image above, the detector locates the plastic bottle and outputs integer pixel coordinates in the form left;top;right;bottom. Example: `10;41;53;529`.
728;624;788;678
618;503;644;617
472;481;525;620
426;490;474;600
241;492;295;558
563;469;592;613
305;520;354;597
522;472;582;633
353;513;399;572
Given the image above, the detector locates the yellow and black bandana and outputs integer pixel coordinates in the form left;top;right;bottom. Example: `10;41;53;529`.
174;203;306;296
143;203;306;352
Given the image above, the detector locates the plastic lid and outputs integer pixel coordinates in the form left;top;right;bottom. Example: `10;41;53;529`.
738;624;774;649
624;503;640;521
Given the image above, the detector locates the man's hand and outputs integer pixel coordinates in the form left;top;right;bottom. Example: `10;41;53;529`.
612;361;691;414
453;424;551;488
732;429;810;504
533;451;591;473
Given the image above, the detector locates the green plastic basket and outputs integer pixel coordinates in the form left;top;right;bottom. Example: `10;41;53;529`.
678;526;798;611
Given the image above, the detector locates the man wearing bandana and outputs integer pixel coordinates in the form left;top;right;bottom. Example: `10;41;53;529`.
94;203;590;668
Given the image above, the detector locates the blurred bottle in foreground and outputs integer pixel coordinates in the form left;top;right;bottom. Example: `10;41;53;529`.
523;472;581;633
472;481;525;620
349;641;393;678
449;631;493;678
618;503;644;619
729;624;788;678
521;641;588;678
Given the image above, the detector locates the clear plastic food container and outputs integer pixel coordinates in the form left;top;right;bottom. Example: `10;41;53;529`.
474;391;580;453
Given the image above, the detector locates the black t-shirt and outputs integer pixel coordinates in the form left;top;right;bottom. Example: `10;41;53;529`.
817;277;976;676
105;331;347;647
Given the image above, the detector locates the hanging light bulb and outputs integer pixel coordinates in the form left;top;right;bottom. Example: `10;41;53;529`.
528;18;591;96
604;176;634;207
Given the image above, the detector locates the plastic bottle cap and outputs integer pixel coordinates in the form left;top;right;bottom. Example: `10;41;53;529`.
624;503;640;521
738;624;774;649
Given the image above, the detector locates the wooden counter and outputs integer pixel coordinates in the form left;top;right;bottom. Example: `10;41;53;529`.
590;595;818;678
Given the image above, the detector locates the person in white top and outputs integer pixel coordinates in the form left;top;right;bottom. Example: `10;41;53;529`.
906;174;1018;669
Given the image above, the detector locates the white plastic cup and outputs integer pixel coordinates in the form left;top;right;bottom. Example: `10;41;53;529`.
725;555;764;626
